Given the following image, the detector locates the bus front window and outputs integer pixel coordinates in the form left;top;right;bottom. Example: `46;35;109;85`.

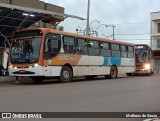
136;48;149;63
11;38;42;64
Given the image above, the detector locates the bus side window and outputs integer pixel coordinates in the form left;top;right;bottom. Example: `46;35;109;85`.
127;46;134;58
101;42;111;56
63;36;76;54
77;38;87;55
121;45;127;58
111;44;120;57
88;40;100;56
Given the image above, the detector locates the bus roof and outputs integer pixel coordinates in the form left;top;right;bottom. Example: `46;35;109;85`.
134;44;150;46
14;28;135;46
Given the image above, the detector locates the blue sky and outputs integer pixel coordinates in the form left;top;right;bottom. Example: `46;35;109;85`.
41;0;160;45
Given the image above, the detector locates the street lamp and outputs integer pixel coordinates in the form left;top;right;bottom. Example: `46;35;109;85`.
95;24;116;39
102;34;109;39
89;20;100;36
76;26;82;33
102;34;113;39
95;24;108;31
76;26;86;35
95;24;108;37
88;26;94;36
89;20;100;27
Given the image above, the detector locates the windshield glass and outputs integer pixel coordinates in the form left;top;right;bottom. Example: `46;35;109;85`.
11;38;42;64
135;48;149;63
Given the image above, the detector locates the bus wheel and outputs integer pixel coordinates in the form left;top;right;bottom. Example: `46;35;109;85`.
126;73;132;76
109;66;117;79
145;69;153;76
31;76;44;83
85;76;95;80
146;72;152;76
58;66;72;83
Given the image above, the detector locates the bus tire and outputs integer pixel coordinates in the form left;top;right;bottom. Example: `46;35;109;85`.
146;73;151;76
109;66;117;79
126;73;132;76
85;76;95;80
31;76;44;83
145;69;153;76
58;66;72;83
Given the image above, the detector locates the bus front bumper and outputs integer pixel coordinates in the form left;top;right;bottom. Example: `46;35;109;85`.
134;69;151;74
8;66;44;77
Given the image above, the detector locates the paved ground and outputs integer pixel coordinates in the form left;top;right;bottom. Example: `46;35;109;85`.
0;74;160;121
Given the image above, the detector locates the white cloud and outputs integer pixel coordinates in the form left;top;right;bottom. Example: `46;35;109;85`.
42;0;160;45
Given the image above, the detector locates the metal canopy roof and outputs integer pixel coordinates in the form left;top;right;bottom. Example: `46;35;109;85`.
0;3;86;47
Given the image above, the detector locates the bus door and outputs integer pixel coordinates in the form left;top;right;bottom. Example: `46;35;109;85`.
43;33;61;77
76;38;89;76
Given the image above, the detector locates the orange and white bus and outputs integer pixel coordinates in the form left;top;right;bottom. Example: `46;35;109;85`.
9;28;135;83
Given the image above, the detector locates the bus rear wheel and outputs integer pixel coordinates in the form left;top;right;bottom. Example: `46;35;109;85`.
126;73;132;76
58;66;73;83
31;76;44;83
85;76;96;80
109;66;117;79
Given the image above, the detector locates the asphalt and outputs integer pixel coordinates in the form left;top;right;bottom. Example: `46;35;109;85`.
0;76;15;82
0;74;160;121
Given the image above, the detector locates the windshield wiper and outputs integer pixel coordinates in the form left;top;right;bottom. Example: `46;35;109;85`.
26;59;38;63
11;58;38;64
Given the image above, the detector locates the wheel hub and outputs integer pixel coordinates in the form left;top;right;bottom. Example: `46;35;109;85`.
63;70;69;79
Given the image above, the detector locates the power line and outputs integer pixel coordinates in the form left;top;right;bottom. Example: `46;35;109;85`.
113;22;150;25
115;38;150;40
115;33;150;35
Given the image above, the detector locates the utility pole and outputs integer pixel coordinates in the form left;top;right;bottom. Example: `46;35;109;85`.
113;25;116;40
86;0;90;35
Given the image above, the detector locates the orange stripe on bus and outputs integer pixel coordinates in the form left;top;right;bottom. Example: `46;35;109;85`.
51;54;82;66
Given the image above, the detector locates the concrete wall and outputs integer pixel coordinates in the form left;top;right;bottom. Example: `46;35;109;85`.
11;0;45;9
0;0;65;28
45;3;64;20
0;0;10;4
151;12;160;50
151;20;160;34
0;0;64;14
151;12;160;20
154;59;160;71
45;3;64;14
151;12;160;71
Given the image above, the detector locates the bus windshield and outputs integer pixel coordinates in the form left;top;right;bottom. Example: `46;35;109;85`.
11;37;42;64
135;47;149;63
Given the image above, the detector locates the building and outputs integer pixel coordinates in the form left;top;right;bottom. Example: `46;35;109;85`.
0;0;66;47
0;0;65;28
150;11;160;71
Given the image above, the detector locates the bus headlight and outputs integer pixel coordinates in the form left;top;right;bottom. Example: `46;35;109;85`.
144;64;150;69
9;65;13;68
34;63;39;67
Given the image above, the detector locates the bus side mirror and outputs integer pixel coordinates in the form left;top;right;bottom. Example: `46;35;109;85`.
45;39;51;52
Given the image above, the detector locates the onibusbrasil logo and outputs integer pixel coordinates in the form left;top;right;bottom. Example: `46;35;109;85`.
1;113;42;119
